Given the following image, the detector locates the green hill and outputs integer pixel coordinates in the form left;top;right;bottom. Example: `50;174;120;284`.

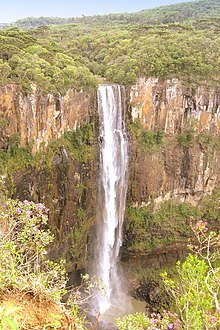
13;0;220;28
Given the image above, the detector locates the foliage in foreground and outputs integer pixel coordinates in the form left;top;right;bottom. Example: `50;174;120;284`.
162;220;220;329
0;199;67;301
0;198;101;329
0;306;19;330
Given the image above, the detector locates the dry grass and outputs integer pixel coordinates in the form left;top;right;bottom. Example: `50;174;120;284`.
0;289;78;329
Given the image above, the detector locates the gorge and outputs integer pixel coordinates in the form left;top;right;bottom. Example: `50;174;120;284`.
1;78;220;261
0;0;220;327
1;77;220;281
1;77;220;328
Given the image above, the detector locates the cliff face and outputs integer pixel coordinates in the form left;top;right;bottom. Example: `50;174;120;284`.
122;78;220;262
0;84;97;269
130;77;220;134
128;78;220;205
1;78;219;153
0;84;95;153
128;143;220;206
12;149;97;269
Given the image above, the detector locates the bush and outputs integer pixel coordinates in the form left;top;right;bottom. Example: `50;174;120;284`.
178;131;193;147
0;199;67;301
124;201;200;254
118;220;220;330
162;220;220;329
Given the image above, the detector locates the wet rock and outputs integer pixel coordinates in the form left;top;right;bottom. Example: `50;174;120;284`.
133;276;170;312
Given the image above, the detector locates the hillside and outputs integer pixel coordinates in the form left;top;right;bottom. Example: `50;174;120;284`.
13;0;220;28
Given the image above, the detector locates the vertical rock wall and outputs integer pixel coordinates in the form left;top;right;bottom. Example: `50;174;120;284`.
128;78;220;205
0;84;97;269
130;77;220;134
0;84;95;153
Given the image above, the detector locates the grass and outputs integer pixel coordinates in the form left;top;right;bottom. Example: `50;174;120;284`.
0;290;71;330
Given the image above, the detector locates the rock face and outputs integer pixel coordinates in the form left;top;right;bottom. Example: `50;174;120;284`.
130;77;220;134
128;78;220;205
128;138;220;206
12;149;97;269
0;84;95;153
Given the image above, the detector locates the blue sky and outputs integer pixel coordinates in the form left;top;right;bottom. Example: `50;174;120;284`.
1;0;191;23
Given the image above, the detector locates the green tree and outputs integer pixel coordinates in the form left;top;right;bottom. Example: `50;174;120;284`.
0;60;11;84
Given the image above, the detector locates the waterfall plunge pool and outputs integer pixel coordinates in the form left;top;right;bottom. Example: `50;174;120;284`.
98;295;146;323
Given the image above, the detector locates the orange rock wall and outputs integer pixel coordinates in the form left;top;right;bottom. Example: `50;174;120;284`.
130;78;220;134
0;85;95;153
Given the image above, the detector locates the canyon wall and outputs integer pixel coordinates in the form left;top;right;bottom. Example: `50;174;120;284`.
1;78;219;152
0;84;97;270
0;84;95;153
128;77;220;205
130;77;220;134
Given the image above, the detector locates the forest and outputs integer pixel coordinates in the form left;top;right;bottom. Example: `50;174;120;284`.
0;0;220;93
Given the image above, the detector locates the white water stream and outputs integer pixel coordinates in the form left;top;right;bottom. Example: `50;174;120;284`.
95;84;129;314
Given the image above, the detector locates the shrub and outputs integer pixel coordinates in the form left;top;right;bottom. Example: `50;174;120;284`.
0;199;67;301
178;131;193;147
161;220;220;329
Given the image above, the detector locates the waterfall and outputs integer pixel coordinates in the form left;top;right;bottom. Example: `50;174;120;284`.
95;84;129;313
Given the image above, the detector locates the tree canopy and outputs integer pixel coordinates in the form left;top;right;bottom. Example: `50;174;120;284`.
0;0;219;92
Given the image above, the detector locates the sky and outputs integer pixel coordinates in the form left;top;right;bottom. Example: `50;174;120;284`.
1;0;191;23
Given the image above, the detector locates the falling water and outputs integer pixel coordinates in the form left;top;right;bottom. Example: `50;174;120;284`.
95;84;129;314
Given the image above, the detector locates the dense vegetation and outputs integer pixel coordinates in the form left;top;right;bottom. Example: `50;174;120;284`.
124;188;220;256
0;0;220;92
0;28;98;93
